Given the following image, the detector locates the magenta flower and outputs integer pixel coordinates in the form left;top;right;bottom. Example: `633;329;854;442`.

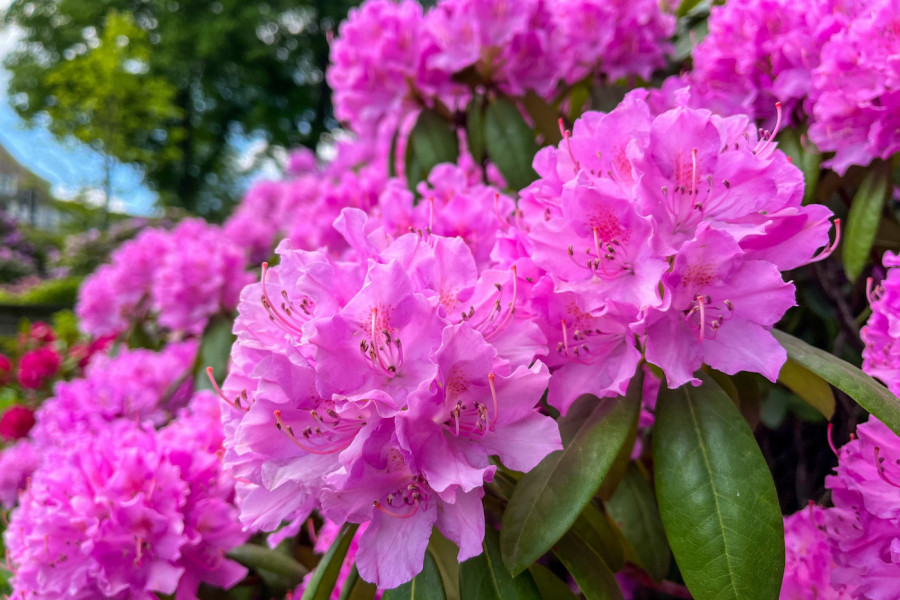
514;89;832;404
824;417;900;599
809;0;900;174
0;405;36;440
17;347;61;390
0;352;11;385
4;396;248;600
781;505;853;600
862;251;900;396
0;440;39;509
219;221;560;588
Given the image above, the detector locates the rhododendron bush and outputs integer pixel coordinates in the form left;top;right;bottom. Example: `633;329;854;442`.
3;0;900;599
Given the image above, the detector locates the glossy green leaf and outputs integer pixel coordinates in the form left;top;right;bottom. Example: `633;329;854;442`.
605;464;670;582
405;108;460;192
384;551;446;600
654;373;783;600
774;329;900;434
460;529;541;600
466;95;487;164
529;564;578;600
302;523;360;600
553;533;623;600
227;544;308;586
843;163;891;282
500;374;643;575
484;98;539;191
388;128;400;178
523;90;562;145
339;566;377;600
778;357;835;419
193;315;236;392
572;502;624;571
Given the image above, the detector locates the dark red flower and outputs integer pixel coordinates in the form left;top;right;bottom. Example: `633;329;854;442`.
17;348;61;390
0;354;11;386
29;322;56;345
0;406;36;440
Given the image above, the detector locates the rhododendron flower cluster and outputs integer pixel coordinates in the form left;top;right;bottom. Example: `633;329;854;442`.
225;137;388;263
824;417;900;599
809;0;900;173
509;89;834;410
219;219;560;588
77;218;251;336
328;0;674;134
862;252;900;396
681;0;899;173
781;505;853;599
4;393;249;600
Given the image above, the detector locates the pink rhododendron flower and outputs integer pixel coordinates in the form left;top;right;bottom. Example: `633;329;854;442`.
862;252;900;396
809;0;900;173
0;440;39;509
513;89;833;409
824;417;900;599
0;405;36;440
17;347;61;390
77;220;250;336
781;505;854;599
218;215;560;589
4;394;248;600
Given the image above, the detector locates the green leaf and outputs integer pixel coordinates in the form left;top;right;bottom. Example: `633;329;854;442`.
778;357;835;419
460;529;541;600
226;544;308;586
676;0;705;17
654;373;783;600
193;315;236;392
339;565;378;600
553;533;623;600
523;90;562;145
773;329;900;434
466;95;487;164
384;551;446;600
843;162;891;282
500;374;643;575
302;523;360;600
484;98;539;191
388;128;400;178
405;108;460;192
428;530;462;600
605;464;670;582
528;564;578;600
571;502;624;572
567;81;591;122
775;128;820;205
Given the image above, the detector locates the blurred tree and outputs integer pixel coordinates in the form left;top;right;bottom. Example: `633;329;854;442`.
41;11;181;224
2;0;359;219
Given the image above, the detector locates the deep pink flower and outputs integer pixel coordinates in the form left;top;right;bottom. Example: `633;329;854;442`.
29;321;56;344
4;397;248;600
0;405;36;440
17;347;61;390
0;441;39;509
862;251;900;396
809;0;900;174
824;417;900;599
0;353;11;385
220;222;560;588
781;505;853;600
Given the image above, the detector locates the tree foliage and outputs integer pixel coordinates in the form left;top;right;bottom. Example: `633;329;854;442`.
2;0;359;218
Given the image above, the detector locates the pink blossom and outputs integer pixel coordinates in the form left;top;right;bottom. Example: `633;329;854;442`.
824;417;900;599
781;505;853;600
862;251;900;396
